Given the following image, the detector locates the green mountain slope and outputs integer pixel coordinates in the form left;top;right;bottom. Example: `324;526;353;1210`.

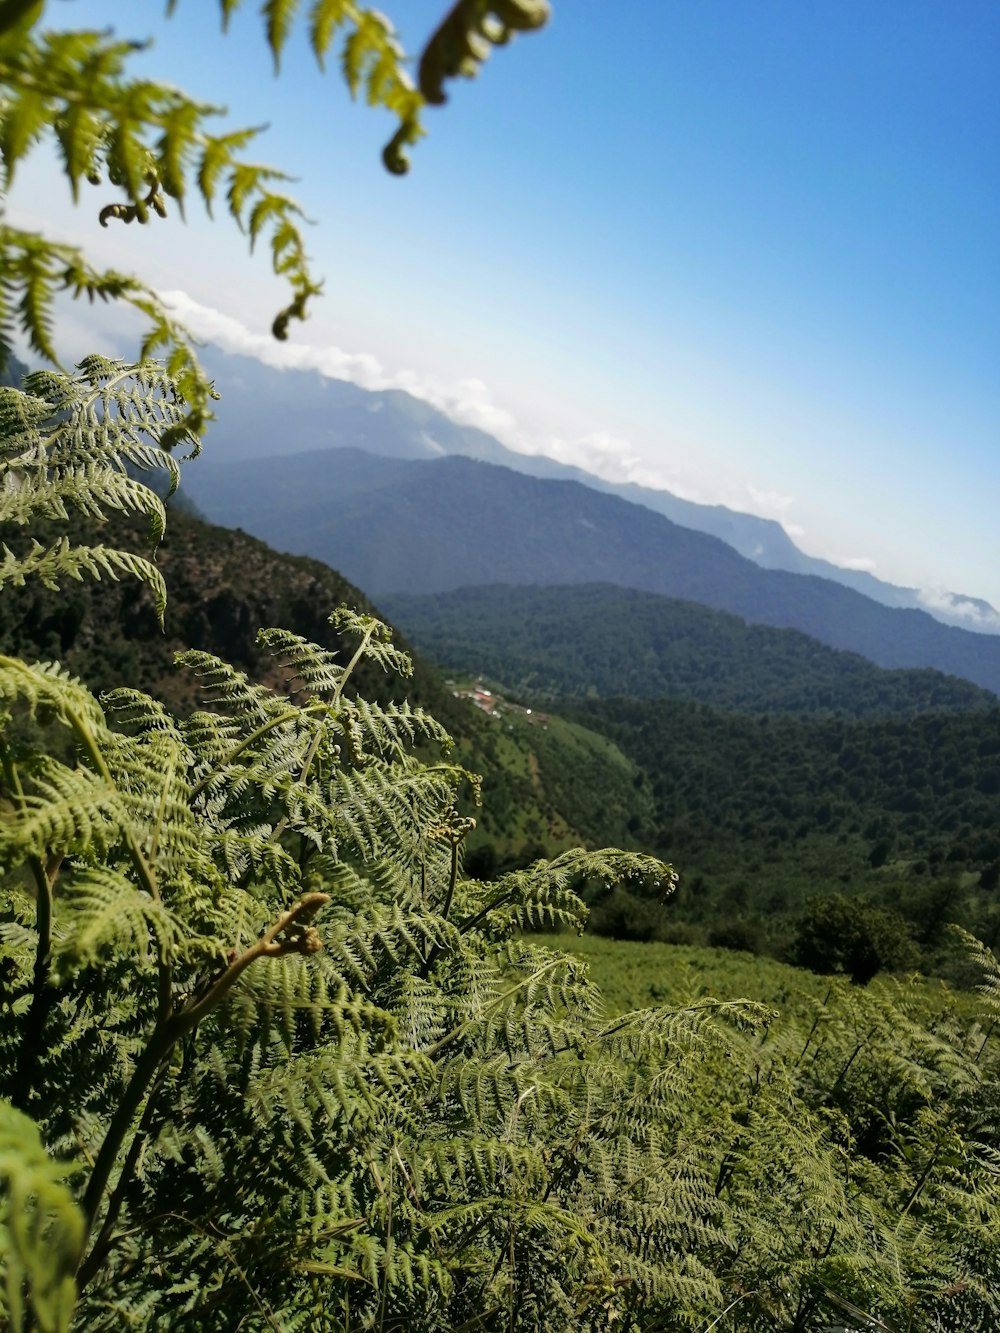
184;448;1000;695
0;509;644;864
0;507;460;724
381;583;995;718
568;694;1000;950
456;687;655;872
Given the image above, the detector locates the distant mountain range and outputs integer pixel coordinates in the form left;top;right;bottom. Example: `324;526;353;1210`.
184;446;1000;697
195;345;1000;634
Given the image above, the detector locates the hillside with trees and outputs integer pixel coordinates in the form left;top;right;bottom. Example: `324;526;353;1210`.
185;447;1000;694
383;581;997;717
0;507;461;723
566;696;1000;954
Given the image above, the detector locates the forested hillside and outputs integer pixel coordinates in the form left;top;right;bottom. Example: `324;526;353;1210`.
0;509;654;860
380;582;1000;959
185;448;1000;694
568;696;1000;953
384;582;996;716
0;508;460;724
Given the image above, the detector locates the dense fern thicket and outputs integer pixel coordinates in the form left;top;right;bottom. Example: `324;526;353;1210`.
384;582;998;717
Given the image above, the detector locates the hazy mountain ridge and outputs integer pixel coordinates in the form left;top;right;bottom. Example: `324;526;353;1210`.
185;447;1000;696
197;345;1000;633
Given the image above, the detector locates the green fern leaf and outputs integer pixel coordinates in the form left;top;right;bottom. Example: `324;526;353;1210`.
0;1100;84;1333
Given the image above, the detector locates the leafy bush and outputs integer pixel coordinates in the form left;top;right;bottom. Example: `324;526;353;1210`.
789;892;920;984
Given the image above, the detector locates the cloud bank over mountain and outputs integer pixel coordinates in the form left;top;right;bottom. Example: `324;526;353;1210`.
162;291;998;632
162;290;801;526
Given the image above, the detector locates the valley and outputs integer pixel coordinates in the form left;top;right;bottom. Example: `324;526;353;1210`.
5;489;998;983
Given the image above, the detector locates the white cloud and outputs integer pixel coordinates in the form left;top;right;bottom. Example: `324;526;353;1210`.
161;290;807;530
161;290;522;443
837;555;878;573
917;585;1000;630
746;484;795;516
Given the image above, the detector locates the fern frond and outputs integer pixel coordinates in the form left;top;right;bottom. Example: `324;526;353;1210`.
418;1;551;107
0;757;121;871
328;607;413;682
50;866;185;975
0;1100;84;1333
0;539;168;623
0;360;209;613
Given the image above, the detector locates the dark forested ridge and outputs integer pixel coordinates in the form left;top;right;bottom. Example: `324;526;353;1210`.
383;582;996;718
0;507;461;727
185;448;1000;694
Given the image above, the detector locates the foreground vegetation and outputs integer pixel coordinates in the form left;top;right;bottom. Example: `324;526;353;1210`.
5;357;1000;1332
4;5;1000;1330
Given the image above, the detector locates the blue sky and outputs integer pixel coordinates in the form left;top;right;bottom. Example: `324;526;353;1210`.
15;1;1000;609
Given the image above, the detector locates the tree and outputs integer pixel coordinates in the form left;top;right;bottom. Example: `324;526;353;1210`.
789;892;919;985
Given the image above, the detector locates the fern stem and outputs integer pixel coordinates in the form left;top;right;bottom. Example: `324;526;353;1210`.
333;622;379;707
830;1040;864;1093
442;840;460;923
456;887;516;938
77;1060;171;1288
420;842;461;978
899;1130;945;1217
975;1018;995;1064
794;987;832;1068
240;719;327;887
79;1018;174;1248
78;893;329;1272
701;1289;754;1330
